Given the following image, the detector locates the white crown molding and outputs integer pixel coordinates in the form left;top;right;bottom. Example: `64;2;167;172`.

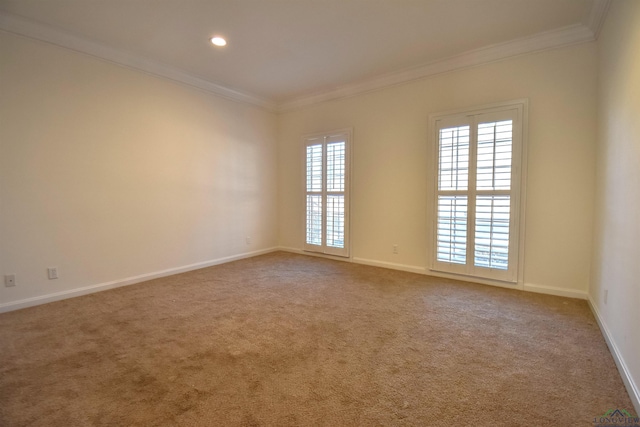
0;12;277;111
586;0;612;40
1;5;606;114
278;23;595;112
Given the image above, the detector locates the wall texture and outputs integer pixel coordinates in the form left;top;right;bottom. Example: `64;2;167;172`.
591;0;640;412
278;43;597;297
0;32;278;308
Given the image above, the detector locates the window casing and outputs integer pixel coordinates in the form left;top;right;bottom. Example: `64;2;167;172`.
304;129;351;257
428;101;527;283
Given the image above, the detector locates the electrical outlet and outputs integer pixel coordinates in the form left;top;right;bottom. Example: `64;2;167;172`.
392;244;398;254
48;267;59;280
245;236;251;245
4;274;16;287
604;289;608;304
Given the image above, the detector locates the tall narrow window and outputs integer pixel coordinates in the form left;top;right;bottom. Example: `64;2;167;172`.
304;129;351;257
429;101;527;283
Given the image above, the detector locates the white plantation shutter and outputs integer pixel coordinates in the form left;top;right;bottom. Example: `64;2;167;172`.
436;123;471;266
304;130;351;257
474;119;513;271
430;101;526;283
476;120;513;190
326;141;346;249
475;195;510;269
438;125;470;191
326;194;345;248
437;195;468;265
306;194;322;246
306;144;323;246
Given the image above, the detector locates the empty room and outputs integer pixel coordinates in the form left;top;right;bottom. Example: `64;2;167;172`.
1;0;638;426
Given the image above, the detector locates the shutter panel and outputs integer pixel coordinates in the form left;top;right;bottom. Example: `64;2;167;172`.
306;195;323;246
306;144;323;192
326;142;345;192
438;126;470;191
326;141;346;249
474;195;510;270
474;119;513;271
432;118;472;276
306;143;323;247
437;195;468;264
476;120;513;191
326;195;344;248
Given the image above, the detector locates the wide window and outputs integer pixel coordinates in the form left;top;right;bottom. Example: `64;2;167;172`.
428;101;527;283
304;129;351;257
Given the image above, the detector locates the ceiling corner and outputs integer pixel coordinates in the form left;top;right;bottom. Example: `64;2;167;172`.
586;0;612;39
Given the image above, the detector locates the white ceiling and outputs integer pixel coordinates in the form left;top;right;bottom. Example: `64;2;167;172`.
0;0;604;109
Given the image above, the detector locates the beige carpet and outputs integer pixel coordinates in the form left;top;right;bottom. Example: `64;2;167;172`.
0;252;634;426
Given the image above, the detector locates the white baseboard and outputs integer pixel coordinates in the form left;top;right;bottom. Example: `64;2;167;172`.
425;268;522;291
280;247;591;298
523;282;588;300
351;257;426;275
277;246;354;263
279;247;426;274
0;247;279;313
588;296;640;415
278;246;303;254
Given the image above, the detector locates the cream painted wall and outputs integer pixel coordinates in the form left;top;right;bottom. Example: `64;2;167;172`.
591;0;640;410
278;43;597;294
0;32;278;306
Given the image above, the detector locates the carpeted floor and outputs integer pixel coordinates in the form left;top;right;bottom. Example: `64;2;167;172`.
0;252;634;426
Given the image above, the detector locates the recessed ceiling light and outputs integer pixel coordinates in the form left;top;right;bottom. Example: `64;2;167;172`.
210;36;227;47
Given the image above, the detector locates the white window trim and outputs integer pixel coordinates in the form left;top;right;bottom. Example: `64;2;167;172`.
427;99;528;288
302;128;352;258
